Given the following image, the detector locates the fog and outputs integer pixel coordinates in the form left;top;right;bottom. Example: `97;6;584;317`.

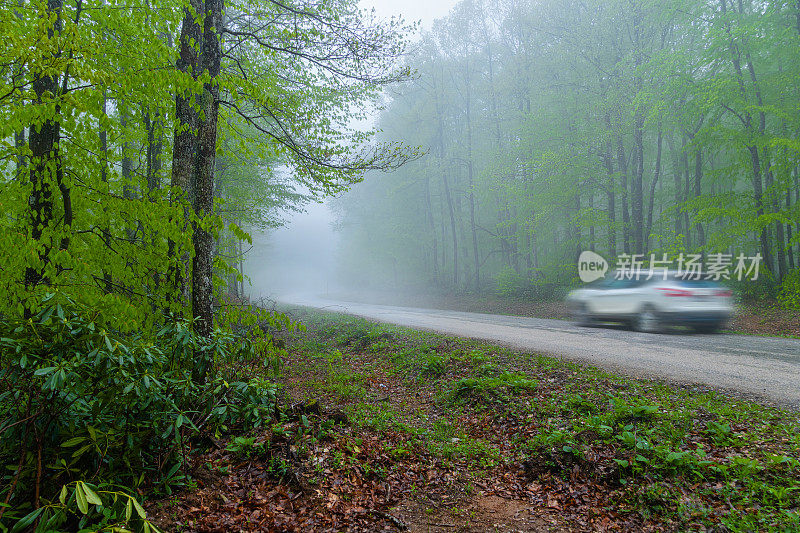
245;201;339;301
245;0;460;302
246;0;798;311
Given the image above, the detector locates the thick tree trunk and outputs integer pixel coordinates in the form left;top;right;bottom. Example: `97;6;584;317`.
26;0;62;292
192;0;224;350
169;0;202;305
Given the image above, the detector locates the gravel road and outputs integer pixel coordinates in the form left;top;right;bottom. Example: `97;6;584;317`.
283;295;800;409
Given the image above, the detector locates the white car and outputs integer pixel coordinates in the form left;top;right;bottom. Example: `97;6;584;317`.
565;272;734;333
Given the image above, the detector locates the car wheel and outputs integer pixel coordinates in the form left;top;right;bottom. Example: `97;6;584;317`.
574;303;594;327
635;305;661;333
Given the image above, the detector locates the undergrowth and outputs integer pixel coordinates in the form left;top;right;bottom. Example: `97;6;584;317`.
286;309;800;532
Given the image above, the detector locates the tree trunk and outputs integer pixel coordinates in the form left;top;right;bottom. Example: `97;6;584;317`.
99;91;112;293
748;145;775;275
764;149;786;281
602;133;616;256
787;185;795;271
616;137;631;254
169;0;202;305
694;149;706;253
645;125;663;250
631;118;644;255
192;0;224;351
26;0;62;292
666;133;684;240
720;0;775;275
464;80;480;292
424;175;439;283
631;1;644;255
682;148;692;249
442;172;458;287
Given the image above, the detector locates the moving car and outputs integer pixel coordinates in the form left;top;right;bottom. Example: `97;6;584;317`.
566;272;734;333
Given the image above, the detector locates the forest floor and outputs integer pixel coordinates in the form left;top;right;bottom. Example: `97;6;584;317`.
148;309;800;532
328;291;800;338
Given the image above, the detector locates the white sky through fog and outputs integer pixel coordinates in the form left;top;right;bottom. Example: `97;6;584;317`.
360;0;457;31
246;0;461;300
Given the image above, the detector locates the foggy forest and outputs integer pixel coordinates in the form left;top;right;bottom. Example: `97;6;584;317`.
336;0;800;303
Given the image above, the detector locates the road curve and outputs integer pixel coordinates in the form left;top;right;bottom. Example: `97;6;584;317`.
282;295;800;409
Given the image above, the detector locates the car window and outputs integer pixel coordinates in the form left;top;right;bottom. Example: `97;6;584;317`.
586;277;615;289
596;277;646;289
669;275;722;288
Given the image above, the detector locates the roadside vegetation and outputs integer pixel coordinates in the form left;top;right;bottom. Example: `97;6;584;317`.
146;309;800;532
0;0;413;530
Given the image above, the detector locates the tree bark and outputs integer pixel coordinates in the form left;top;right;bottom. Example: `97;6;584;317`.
192;0;224;350
169;0;202;305
26;0;63;292
646;125;663;250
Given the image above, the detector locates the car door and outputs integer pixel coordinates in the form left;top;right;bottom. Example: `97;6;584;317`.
600;277;647;316
589;277;629;317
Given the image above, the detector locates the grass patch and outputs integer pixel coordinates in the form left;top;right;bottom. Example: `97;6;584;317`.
279;308;800;531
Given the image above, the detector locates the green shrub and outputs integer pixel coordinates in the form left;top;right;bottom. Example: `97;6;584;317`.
420;353;449;378
495;267;530;297
0;295;278;528
728;268;778;302
777;269;800;310
447;372;537;404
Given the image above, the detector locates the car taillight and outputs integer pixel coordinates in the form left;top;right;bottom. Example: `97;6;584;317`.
657;288;692;297
715;289;732;297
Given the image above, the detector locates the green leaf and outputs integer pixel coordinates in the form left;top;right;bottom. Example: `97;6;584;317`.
61;436;85;447
10;507;44;533
132;496;146;519
82;483;103;506
75;482;89;514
